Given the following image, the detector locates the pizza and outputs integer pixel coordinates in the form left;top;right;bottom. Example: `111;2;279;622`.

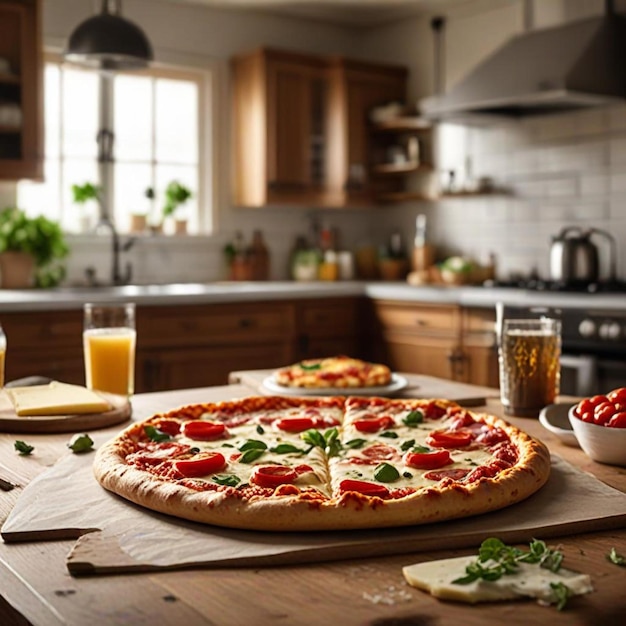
93;395;551;531
273;356;392;388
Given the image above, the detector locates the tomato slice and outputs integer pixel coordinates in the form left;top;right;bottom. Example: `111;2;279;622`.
155;419;181;436
426;429;474;448
182;420;228;441
174;452;226;477
275;416;315;432
251;465;298;488
352;416;394;433
338;479;389;497
403;449;452;470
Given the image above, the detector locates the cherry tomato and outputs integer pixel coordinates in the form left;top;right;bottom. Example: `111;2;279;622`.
275;416;315;432
426;429;473;448
607;388;626;405
608;411;626;428
251;465;298;488
181;421;228;441
575;395;608;417
593;402;617;426
174;452;226;477
352;416;395;433
338;479;389;497
579;410;595;423
403;449;452;470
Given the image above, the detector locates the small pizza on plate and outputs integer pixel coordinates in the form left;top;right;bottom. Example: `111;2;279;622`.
273;356;392;389
93;395;551;531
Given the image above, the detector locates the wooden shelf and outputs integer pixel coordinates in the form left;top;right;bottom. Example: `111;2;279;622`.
372;161;425;175
0;124;21;134
0;73;20;85
371;117;432;133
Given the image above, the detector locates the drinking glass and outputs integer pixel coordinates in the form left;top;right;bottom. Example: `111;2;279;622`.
0;324;6;388
83;303;136;396
498;317;561;417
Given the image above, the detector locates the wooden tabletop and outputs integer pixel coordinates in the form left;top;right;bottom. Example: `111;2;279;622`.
1;378;626;626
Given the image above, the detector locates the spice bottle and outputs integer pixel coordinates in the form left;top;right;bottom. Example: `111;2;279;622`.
248;230;270;280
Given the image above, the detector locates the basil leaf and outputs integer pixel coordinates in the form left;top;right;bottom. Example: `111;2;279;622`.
380;431;398;439
412;444;432;454
400;439;415;451
270;443;305;454
212;474;241;487
324;428;342;458
144;425;171;443
344;438;367;449
14;440;34;456
608;547;626;566
299;362;321;371
550;582;572;611
301;429;326;449
402;410;424;427
239;448;265;463
256;425;265;435
239;439;267;452
68;433;94;453
373;462;400;483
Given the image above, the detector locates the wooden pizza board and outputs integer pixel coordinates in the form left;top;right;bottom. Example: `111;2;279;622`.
229;369;498;407
3;450;626;576
0;389;132;433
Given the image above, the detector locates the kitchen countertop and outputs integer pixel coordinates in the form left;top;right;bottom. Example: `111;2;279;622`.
0;280;624;312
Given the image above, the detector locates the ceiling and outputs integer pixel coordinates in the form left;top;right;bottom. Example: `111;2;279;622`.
163;0;477;27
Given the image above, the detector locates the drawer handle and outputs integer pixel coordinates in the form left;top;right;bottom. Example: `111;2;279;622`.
239;318;256;329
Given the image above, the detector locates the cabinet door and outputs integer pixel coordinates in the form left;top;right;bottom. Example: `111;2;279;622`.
0;0;43;180
381;334;459;380
461;307;499;388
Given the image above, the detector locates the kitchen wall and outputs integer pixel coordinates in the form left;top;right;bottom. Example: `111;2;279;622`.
4;0;626;284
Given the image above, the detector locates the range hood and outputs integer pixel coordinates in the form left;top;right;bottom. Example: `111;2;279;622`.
420;11;626;120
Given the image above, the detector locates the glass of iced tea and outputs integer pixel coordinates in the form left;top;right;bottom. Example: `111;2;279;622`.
83;302;136;397
498;317;561;417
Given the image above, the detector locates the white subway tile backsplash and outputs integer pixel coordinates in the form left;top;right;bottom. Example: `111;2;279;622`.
609;136;626;166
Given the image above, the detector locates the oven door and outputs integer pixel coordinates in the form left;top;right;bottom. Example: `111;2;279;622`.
560;354;598;397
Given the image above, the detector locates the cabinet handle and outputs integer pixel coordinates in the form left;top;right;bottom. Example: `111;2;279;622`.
238;318;256;329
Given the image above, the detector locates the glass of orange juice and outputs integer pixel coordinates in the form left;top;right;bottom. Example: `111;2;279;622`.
83;303;136;397
0;323;6;388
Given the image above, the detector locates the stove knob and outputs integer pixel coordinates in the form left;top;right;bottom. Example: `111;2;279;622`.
599;322;621;340
578;319;596;338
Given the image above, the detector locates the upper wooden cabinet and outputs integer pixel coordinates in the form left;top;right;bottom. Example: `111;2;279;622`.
0;0;43;181
231;48;411;208
232;48;332;207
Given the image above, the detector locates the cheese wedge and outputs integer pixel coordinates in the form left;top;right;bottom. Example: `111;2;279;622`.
7;381;112;416
403;555;593;605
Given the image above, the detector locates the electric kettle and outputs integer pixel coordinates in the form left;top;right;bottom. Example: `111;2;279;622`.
549;227;616;284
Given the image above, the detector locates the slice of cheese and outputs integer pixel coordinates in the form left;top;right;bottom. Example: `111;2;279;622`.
7;381;112;416
402;555;593;605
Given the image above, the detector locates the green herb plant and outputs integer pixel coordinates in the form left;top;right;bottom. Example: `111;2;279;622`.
14;440;34;455
162;181;192;219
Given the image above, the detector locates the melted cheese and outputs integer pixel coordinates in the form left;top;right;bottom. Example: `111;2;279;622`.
7;381;112;416
402;556;593;604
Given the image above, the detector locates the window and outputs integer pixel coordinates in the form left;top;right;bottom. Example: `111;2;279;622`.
17;54;208;234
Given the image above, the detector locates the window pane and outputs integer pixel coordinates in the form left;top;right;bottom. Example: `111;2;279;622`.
155;79;198;164
17;159;61;222
63;159;100;232
63;68;99;158
44;65;60;157
114;163;153;231
114;75;153;161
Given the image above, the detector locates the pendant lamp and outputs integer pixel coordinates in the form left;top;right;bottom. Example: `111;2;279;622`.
64;0;153;71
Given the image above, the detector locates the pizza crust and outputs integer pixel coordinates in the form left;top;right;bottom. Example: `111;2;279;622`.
93;399;551;532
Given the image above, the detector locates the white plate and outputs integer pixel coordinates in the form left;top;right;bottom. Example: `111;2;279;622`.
262;373;409;397
539;402;579;447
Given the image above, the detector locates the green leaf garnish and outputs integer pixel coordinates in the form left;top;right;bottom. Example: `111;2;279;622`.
270;443;305;454
400;438;415;451
607;547;626;566
411;444;432;454
344;438;367;449
402;410;424;427
299;362;322;371
239;448;266;463
212;474;241;487
14;440;34;455
67;433;94;453
239;439;268;452
373;462;400;483
301;428;342;457
550;582;572;611
256;425;265;435
380;431;398;439
301;429;325;449
144;425;171;443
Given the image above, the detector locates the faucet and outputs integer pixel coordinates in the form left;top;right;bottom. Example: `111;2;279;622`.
95;217;136;285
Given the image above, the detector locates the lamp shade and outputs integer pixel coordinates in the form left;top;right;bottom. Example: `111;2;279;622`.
64;3;153;70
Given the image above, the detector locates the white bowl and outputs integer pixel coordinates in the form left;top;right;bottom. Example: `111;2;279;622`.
568;406;626;467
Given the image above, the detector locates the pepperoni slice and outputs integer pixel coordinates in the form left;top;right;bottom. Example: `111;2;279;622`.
424;468;471;482
360;443;398;461
181;421;228;441
426;429;474;448
403;449;452;470
338;479;389;497
154;419;181;436
275;416;316;432
353;416;394;433
174;452;226;477
251;465;298;488
475;427;509;446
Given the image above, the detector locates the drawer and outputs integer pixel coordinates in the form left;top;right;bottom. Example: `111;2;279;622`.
463;307;497;334
374;302;459;335
298;298;359;337
137;303;295;348
1;311;83;350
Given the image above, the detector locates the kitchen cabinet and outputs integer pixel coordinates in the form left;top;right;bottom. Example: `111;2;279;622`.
0;0;43;180
232;48;332;208
460;307;499;388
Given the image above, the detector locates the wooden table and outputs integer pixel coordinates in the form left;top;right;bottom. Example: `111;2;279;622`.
1;378;626;626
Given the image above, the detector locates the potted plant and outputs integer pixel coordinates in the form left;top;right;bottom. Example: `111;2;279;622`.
0;207;69;288
71;182;101;233
162;181;192;234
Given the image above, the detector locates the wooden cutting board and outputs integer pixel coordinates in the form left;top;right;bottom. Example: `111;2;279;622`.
0;389;132;433
3;450;626;576
229;370;498;407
